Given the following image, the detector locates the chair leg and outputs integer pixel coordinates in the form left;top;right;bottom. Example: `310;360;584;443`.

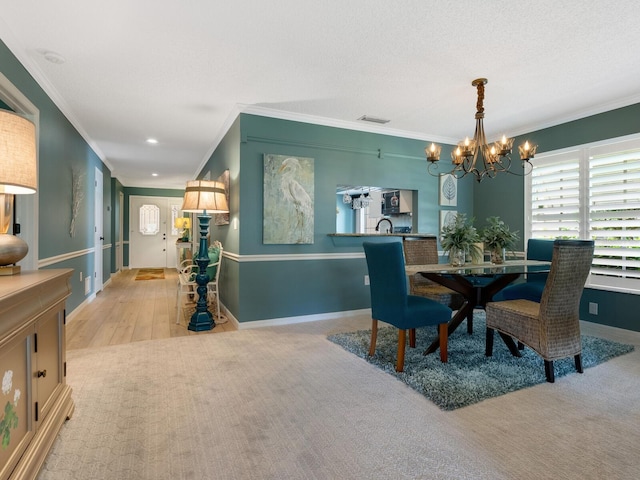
176;290;182;324
438;323;448;363
396;329;407;372
409;328;416;348
574;354;583;374
544;360;555;383
466;310;473;334
485;328;494;356
368;319;378;357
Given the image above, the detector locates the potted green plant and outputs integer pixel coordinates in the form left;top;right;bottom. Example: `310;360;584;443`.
440;213;483;266
480;216;519;264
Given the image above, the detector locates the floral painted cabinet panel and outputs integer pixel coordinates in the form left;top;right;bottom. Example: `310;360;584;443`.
0;330;34;480
0;269;73;480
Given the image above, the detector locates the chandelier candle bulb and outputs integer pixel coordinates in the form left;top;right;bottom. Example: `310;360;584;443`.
426;143;441;162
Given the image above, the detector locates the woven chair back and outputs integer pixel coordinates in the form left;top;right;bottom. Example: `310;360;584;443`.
538;239;594;356
402;237;439;288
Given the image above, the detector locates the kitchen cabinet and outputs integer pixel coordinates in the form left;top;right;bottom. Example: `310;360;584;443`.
382;190;412;215
0;269;74;480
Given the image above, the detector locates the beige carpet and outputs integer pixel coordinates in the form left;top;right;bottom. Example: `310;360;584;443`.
38;316;640;480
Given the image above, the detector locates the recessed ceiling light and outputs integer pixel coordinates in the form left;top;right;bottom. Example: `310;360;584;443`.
146;138;158;144
39;50;66;64
151;173;159;177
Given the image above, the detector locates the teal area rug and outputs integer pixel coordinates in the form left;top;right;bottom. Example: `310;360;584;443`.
328;312;634;410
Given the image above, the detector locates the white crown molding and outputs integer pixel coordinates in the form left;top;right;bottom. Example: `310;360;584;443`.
0;20;112;171
238;104;460;145
504;92;640;139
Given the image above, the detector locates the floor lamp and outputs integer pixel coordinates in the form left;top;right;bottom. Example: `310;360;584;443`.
0;110;37;275
180;180;229;331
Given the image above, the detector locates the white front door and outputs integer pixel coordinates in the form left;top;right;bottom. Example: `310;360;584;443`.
129;196;183;268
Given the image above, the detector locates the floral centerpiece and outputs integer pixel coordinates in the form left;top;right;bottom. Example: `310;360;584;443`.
440;213;483;266
480;216;519;264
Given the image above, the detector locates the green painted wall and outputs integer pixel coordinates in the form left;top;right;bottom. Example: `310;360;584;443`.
474;103;640;331
1;39;113;313
200;113;471;323
195;117;241;316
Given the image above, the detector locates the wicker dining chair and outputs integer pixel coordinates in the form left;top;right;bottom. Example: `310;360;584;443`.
402;237;465;310
363;241;451;372
485;239;594;382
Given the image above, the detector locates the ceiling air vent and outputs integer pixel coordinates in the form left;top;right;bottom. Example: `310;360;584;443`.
358;115;390;124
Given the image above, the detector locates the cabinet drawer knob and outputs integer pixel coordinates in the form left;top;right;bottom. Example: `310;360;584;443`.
37;369;47;378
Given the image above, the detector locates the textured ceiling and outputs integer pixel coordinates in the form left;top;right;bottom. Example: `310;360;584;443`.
1;1;640;188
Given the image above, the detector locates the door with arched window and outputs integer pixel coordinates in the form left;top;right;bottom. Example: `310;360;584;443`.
129;195;183;268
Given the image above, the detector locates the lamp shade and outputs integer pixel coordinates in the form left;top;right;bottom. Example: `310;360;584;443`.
174;217;191;229
181;180;228;213
0;110;37;194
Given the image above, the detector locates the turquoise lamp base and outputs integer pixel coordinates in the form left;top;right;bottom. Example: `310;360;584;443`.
188;212;215;331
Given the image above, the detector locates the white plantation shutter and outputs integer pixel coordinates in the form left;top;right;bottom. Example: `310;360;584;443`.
526;134;640;293
588;142;640;290
530;151;581;240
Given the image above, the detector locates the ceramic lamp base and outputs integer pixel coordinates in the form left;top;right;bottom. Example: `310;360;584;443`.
0;233;28;269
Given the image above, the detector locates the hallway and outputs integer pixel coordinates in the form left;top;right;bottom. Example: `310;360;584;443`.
66;268;235;350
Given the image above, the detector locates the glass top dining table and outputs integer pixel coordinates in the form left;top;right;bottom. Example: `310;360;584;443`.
405;259;551;356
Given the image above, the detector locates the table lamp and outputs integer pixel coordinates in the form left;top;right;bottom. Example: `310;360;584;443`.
180;180;229;331
0;110;37;275
174;216;191;241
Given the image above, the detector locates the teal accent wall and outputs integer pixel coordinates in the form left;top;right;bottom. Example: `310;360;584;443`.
1;39;113;313
474;103;640;331
196;114;471;323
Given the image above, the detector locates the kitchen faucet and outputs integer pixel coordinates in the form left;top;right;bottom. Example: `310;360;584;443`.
375;217;394;234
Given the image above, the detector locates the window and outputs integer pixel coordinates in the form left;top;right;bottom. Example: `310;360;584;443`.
526;134;640;294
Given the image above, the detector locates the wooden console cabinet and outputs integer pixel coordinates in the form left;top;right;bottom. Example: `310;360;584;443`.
0;269;74;480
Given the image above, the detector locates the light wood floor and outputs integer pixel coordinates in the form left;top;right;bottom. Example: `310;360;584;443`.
66;268;236;350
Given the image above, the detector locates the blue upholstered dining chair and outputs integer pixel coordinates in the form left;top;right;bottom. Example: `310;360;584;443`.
363;241;452;372
493;238;555;302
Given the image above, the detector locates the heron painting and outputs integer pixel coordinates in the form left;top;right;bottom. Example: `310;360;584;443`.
263;154;314;244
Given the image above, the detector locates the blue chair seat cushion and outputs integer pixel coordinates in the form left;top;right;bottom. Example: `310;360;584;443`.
500;281;545;302
401;295;452;330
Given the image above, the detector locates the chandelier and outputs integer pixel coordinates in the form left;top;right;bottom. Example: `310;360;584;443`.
425;78;537;182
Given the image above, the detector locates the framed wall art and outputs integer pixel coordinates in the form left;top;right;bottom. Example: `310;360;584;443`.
439;173;457;206
214;169;230;226
440;210;457;232
263;154;314;244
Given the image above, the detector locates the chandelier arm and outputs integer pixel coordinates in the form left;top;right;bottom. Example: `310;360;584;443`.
423;78;536;182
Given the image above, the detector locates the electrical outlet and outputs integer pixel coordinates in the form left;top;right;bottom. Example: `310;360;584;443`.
589;302;598;315
364;275;369;286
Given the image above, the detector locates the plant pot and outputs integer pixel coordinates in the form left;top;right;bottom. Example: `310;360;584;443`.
469;242;484;264
449;247;466;267
490;247;506;264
